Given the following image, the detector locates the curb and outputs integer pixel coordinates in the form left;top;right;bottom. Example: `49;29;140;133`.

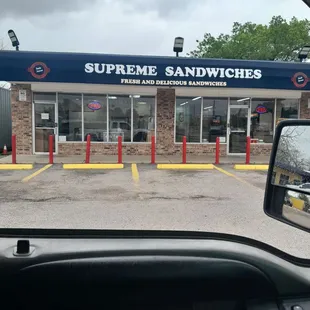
157;164;214;170
63;163;124;169
0;164;33;170
234;164;269;171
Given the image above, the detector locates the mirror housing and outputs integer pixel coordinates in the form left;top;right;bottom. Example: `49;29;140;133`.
264;119;310;233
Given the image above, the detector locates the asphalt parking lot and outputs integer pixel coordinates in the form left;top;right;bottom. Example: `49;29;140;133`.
1;164;310;258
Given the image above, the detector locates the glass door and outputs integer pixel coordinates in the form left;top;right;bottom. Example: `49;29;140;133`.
227;105;249;154
34;102;58;154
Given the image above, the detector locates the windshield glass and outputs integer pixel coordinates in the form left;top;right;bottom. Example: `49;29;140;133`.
1;0;310;259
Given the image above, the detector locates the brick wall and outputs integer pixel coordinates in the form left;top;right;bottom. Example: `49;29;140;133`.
251;143;272;155
11;84;32;154
156;88;175;154
58;142;227;156
59;143;151;155
300;92;310;119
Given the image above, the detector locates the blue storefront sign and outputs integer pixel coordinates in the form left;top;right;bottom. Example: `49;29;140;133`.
0;50;310;90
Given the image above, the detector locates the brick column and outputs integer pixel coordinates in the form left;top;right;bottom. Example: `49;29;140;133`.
300;92;310;119
156;88;175;155
11;84;32;154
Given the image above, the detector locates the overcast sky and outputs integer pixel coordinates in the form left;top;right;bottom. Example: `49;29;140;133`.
0;0;309;57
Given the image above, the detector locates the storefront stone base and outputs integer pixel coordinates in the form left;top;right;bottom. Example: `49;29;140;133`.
58;142;269;156
250;143;272;155
58;143;228;156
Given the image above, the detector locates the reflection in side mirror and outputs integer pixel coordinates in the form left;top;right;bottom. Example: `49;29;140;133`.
283;190;310;230
264;120;310;233
272;125;310;188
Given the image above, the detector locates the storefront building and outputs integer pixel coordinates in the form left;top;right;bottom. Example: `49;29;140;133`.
1;50;310;156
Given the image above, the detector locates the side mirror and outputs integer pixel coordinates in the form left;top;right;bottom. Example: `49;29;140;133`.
264;120;310;232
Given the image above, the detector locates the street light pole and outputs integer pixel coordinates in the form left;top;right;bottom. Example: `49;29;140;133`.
173;37;184;57
8;29;20;51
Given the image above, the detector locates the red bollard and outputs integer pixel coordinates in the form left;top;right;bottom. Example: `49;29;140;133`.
85;134;91;164
11;134;16;164
182;136;187;164
151;136;156;164
118;136;122;164
215;137;220;165
49;135;54;164
246;136;251;164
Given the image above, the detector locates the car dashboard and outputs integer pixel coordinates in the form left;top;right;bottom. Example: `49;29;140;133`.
0;233;310;310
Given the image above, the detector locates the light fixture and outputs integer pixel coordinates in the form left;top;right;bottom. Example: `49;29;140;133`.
180;101;188;106
237;97;250;102
192;97;201;101
133;95;141;98
108;96;117;99
173;37;184;57
298;45;310;62
8;29;20;51
204;106;213;110
137;102;147;105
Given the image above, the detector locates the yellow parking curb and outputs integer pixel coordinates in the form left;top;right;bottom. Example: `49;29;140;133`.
63;163;124;169
0;164;33;170
234;164;269;171
157;164;214;170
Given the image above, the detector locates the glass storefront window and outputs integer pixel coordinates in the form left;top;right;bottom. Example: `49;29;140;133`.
175;97;201;143
251;98;275;143
202;98;228;143
133;96;155;142
109;95;131;142
84;95;107;142
58;94;82;141
276;99;299;125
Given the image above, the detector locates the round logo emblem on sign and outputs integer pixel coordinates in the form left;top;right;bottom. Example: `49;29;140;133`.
255;105;267;114
27;62;50;79
291;72;309;88
88;100;101;111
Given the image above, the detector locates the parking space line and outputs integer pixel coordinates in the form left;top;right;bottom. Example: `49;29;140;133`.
131;164;139;183
213;165;262;190
22;164;52;183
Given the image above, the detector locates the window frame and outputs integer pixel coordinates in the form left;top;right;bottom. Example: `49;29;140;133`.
174;96;203;144
174;96;300;145
57;93;83;142
54;92;156;144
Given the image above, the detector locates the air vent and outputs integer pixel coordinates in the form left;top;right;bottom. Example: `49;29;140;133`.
13;240;34;256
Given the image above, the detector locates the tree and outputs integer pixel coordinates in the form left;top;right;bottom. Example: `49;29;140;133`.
276;126;310;170
189;16;310;61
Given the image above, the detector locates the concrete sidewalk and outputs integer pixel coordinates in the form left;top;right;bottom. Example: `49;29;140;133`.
0;154;270;164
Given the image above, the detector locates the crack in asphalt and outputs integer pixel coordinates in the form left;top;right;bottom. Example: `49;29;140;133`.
0;193;230;203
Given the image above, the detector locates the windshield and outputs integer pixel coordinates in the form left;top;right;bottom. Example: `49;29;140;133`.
1;0;310;260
